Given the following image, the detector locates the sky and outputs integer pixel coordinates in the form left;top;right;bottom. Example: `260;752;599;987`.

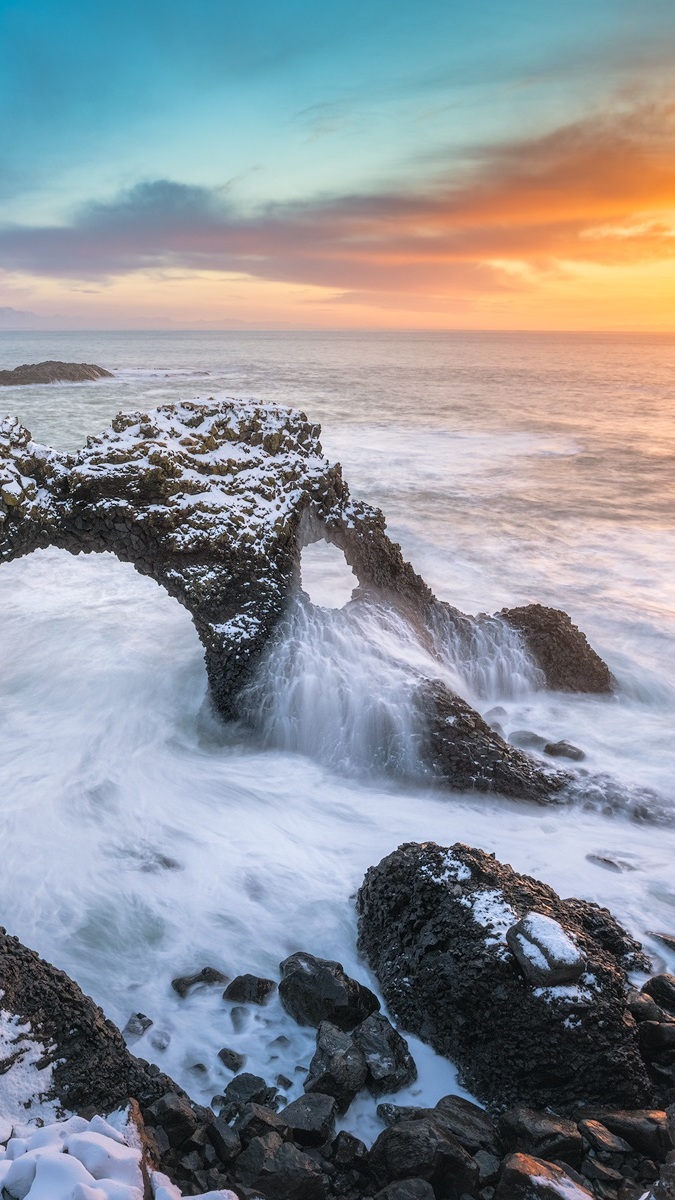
2;0;675;330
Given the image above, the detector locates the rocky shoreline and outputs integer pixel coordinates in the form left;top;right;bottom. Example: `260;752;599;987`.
0;360;113;386
1;845;674;1200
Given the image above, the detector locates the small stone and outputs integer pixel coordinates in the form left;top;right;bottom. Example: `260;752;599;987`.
218;1047;247;1072
146;1092;199;1148
122;1012;153;1040
496;1153;593;1200
578;1120;633;1154
544;740;585;761
643;975;675;1017
171;966;229;997
224;1072;276;1110
224;974;277;1005
277;1074;293;1090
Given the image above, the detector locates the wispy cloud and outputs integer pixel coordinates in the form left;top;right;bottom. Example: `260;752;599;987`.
2;97;675;309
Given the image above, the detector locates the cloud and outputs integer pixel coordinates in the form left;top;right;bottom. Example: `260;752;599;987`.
2;97;675;307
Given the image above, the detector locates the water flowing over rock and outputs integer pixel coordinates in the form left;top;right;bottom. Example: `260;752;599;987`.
357;842;655;1114
0;398;612;800
0;360;113;386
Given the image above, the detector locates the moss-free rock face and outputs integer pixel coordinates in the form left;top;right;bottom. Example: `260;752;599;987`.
357;842;655;1114
500;604;612;694
0;360;113;386
0;398;609;800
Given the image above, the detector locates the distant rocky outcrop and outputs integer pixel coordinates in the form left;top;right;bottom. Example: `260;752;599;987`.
0;359;113;386
357;841;656;1114
500;604;613;694
0;398;612;802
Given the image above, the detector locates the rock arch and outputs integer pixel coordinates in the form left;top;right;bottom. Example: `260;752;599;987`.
0;398;609;801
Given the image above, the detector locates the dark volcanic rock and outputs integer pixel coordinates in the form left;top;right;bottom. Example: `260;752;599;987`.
643;975;675;1016
304;1021;368;1112
377;1096;499;1156
218;1046;247;1072
500;603;612;694
495;1153;594;1200
0;927;193;1119
374;1181;435;1200
280;1093;338;1146
357;842;654;1113
224;973;277;1005
279;950;380;1031
579;1109;673;1161
369;1115;479;1199
499;1106;583;1168
234;1130;327;1199
505;912;586;986
224;1071;276;1111
544;740;586;761
171;966;229;996
416;679;569;803
353;1012;417;1097
0;399;600;802
0;360;113;386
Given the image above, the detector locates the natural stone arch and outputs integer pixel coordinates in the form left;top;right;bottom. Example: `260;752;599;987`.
0;398;610;802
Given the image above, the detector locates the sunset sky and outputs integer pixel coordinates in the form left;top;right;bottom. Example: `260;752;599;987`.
2;0;675;330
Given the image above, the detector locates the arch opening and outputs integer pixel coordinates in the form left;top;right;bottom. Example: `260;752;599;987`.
300;539;357;609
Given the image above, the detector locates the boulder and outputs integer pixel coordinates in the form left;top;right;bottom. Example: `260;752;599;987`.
218;1047;247;1072
279;1093;337;1147
505;912;586;987
357;842;654;1113
499;1106;583;1168
353;1012;417;1096
0;360;113;386
233;1130;327;1199
577;1110;673;1161
495;1153;594;1200
304;1021;368;1112
223;973;277;1005
544;740;586;762
171;966;229;997
374;1181;436;1200
279;951;380;1031
368;1115;479;1199
643;976;675;1017
499;604;612;694
377;1096;499;1156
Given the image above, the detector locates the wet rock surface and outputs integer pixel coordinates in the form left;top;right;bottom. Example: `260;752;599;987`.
0;359;113;386
279;951;380;1031
0;399;612;803
357;841;655;1114
500;603;613;694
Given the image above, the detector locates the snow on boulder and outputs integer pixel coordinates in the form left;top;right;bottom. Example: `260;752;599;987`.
357;841;655;1113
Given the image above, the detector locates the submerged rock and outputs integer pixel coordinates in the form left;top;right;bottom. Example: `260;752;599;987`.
0;360;113;386
0;399;612;803
357;842;654;1113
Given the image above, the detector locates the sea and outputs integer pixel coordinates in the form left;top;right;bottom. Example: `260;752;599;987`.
0;329;674;1137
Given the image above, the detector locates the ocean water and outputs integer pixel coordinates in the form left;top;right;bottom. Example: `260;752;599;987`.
0;329;674;1137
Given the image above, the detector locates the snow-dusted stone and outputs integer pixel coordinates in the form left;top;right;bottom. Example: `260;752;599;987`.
495;1152;593;1200
357;841;655;1113
0;399;599;801
506;912;586;986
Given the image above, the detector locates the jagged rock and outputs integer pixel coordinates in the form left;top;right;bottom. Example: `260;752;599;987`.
579;1110;673;1161
578;1119;632;1154
544;740;586;761
171;966;229;997
416;679;568;803
218;1047;247;1072
224;973;277;1005
207;1114;242;1164
644;977;675;1016
505;912;586;987
377;1096;499;1156
374;1181;436;1200
500;604;613;694
146;1092;199;1148
279;951;380;1031
0;399;607;803
234;1101;291;1144
495;1153;594;1200
233;1130;327;1199
223;1072;276;1111
0;927;193;1121
357;842;654;1113
369;1115;479;1199
304;1021;368;1112
332;1130;368;1167
352;1012;417;1096
0;360;113;386
279;1093;337;1146
499;1107;583;1168
122;1012;153;1041
474;1150;502;1184
639;1022;675;1060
